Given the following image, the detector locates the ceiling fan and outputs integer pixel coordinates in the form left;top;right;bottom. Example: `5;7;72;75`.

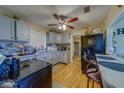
48;14;79;30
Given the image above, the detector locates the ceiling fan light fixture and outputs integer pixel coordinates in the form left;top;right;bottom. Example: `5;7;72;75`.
63;24;66;30
59;26;62;29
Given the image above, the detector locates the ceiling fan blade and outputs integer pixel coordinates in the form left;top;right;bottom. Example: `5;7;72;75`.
59;15;69;20
53;14;62;23
67;17;78;23
67;25;74;29
48;24;58;26
53;14;59;20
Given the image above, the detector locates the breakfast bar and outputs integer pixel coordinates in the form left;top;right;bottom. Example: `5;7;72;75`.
96;54;124;88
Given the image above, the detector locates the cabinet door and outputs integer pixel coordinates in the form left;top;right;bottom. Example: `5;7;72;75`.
62;32;70;43
31;67;52;88
46;53;53;63
36;54;47;61
0;16;14;40
52;52;57;65
16;20;29;42
56;52;61;63
17;76;33;88
63;51;67;63
17;67;52;88
56;34;62;43
58;51;63;63
48;32;56;43
62;51;70;64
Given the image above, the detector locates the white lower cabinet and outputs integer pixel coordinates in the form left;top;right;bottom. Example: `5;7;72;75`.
52;51;58;65
58;51;63;62
36;53;47;61
63;51;70;64
19;55;36;61
36;51;70;65
46;52;53;63
36;52;53;64
56;52;61;63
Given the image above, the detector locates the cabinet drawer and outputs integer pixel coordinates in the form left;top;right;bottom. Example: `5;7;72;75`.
20;55;35;61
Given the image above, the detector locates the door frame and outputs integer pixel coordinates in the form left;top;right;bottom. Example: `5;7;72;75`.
70;33;83;62
74;41;80;58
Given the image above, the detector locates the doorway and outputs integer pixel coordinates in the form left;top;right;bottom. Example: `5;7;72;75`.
74;42;80;57
73;35;81;61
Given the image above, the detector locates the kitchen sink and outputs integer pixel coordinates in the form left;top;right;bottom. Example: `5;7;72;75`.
99;61;124;72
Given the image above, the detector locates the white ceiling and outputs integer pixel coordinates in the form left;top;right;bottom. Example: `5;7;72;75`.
0;5;111;30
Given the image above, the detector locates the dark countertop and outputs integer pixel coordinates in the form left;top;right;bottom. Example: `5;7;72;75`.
99;61;124;72
96;55;117;60
15;58;52;82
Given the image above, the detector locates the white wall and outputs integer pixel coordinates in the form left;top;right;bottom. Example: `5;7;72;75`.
104;6;124;29
70;29;85;62
102;6;124;54
113;16;124;57
105;7;124;57
106;27;114;54
29;30;46;48
27;22;48;49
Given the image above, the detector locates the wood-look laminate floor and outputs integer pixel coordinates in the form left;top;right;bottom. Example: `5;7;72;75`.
52;57;102;88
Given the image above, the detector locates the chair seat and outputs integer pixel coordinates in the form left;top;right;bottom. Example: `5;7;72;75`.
87;71;102;83
86;68;97;73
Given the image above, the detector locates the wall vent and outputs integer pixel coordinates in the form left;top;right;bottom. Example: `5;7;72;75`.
117;5;122;8
84;6;90;13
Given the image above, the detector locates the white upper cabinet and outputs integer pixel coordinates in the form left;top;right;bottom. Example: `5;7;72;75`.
56;33;62;43
47;32;63;44
0;16;29;42
47;32;56;44
49;32;56;43
0;16;14;40
16;20;29;42
47;31;71;44
62;32;70;43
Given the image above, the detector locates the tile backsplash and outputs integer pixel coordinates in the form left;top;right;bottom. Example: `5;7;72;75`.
0;41;36;57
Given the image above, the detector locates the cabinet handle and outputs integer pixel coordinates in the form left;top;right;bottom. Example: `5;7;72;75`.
11;36;13;40
11;21;13;40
